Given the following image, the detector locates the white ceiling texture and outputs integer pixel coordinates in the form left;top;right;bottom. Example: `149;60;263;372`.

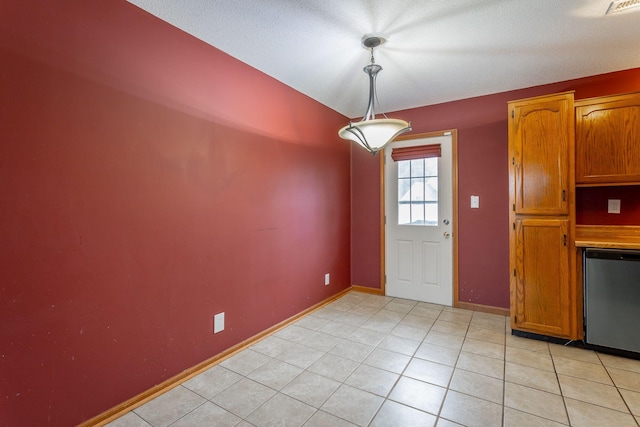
127;0;640;118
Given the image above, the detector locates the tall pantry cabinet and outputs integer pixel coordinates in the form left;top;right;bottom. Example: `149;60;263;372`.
508;92;579;339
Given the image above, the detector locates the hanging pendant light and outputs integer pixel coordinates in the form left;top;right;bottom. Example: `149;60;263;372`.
339;35;412;155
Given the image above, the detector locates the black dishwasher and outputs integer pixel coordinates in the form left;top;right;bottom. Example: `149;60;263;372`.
584;248;640;354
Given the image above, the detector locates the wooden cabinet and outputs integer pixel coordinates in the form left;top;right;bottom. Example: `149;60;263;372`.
510;95;572;215
576;92;640;185
513;218;571;337
508;92;578;339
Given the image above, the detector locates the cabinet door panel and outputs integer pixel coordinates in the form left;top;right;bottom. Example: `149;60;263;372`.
513;218;571;337
510;95;573;215
576;93;640;184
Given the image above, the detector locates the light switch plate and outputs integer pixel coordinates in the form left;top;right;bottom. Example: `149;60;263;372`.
214;312;225;333
608;199;621;214
470;195;480;209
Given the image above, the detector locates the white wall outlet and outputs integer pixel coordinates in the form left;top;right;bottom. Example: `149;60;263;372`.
608;199;621;214
214;312;225;334
324;273;330;286
470;195;480;209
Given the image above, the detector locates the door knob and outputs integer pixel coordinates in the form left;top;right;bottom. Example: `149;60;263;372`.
443;232;451;238
443;219;450;225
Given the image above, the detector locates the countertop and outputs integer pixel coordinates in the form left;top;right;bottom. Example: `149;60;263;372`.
575;225;640;250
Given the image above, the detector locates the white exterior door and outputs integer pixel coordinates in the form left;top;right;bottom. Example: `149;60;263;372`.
385;133;454;305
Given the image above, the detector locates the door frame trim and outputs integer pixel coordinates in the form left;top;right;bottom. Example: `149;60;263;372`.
380;129;459;306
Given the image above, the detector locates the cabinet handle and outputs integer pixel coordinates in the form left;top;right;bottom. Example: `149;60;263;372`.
562;189;566;201
563;234;567;246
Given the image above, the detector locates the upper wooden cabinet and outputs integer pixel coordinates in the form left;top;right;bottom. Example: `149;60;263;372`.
509;93;574;215
576;92;640;185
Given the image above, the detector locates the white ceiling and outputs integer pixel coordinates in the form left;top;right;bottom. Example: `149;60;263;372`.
127;0;640;118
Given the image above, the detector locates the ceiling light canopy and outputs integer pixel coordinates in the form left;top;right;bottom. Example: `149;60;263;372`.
338;35;411;155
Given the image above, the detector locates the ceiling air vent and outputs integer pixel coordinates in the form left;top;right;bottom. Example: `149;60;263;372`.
606;0;640;14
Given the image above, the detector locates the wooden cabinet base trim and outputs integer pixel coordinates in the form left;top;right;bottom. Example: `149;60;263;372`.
511;329;578;346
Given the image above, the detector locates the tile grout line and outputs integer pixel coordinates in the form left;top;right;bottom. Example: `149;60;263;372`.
552;346;573;426
595;351;639;427
364;297;426;427
433;308;471;426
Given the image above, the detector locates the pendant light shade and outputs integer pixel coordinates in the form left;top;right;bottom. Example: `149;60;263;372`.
339;35;412;155
339;118;412;154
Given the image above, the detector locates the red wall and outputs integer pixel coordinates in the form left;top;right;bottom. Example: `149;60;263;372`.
350;145;382;288
351;68;640;308
577;186;640;225
0;2;350;426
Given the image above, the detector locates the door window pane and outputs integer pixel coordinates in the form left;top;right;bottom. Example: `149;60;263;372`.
397;158;438;226
398;161;411;178
411;203;425;224
410;178;424;201
424;177;438;201
424;158;438;176
411;159;424;177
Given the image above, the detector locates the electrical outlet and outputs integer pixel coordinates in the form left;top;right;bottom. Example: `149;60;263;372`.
608;199;621;214
324;273;330;286
214;312;225;334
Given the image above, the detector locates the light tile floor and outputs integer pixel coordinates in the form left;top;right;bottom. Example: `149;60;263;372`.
106;292;640;427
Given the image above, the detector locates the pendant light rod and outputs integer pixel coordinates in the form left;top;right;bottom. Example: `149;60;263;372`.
363;62;382;121
362;35;387;122
338;34;412;155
